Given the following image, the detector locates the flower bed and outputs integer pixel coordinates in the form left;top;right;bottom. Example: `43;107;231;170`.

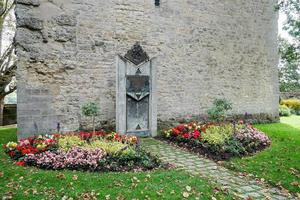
3;131;164;172
161;121;271;160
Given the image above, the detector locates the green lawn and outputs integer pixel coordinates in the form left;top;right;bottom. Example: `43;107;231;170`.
281;115;300;129
0;128;231;200
226;123;300;194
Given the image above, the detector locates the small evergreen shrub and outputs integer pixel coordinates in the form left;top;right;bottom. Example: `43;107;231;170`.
207;99;232;121
82;102;100;133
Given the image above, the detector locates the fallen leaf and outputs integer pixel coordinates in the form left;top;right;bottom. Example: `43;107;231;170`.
182;192;189;198
72;175;78;181
291;181;299;186
56;173;65;179
186;186;192;192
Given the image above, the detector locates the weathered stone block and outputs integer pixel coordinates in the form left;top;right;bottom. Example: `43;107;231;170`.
16;16;43;30
55;14;77;26
16;0;40;6
54;27;76;42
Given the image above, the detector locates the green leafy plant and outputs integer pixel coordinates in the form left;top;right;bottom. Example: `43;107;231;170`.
207;99;232;121
85;140;135;156
201;124;234;145
58;135;86;151
82;102;100;134
97;148;162;171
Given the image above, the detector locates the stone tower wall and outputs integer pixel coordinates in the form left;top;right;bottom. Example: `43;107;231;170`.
15;0;279;138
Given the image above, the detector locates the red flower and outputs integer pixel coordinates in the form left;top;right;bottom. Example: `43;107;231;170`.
8;151;15;158
192;130;200;139
16;146;23;151
172;128;181;136
183;133;190;139
21;149;31;155
15;161;26;166
175;125;185;132
79;132;92;140
45;139;51;143
114;133;122;142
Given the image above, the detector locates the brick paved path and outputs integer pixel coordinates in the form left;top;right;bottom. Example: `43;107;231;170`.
142;138;297;200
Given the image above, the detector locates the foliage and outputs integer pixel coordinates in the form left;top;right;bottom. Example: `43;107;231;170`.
280;98;300;110
58;135;85;151
277;1;300;92
201;124;233;145
226;123;300;194
278;39;300;92
279;104;291;116
98;149;162;172
82;102;100;133
86;140;135;156
207;99;232;121
0;0;16;125
82;102;99;117
222;138;246;157
162;121;271;160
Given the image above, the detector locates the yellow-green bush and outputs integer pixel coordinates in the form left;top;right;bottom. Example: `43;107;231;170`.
202;124;233;145
85;140;135;155
280;98;300;110
279;105;291;116
58;135;86;151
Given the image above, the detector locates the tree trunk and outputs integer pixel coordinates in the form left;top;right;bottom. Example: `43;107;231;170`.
0;96;4;126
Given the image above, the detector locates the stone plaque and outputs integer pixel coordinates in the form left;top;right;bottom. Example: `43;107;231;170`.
126;76;150;133
116;43;157;137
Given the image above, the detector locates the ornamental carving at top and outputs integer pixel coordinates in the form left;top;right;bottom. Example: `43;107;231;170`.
124;42;149;65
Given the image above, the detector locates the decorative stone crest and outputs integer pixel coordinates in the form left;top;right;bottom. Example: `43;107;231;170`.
124;42;149;65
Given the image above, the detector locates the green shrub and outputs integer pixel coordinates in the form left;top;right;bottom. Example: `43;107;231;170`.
207;99;232;121
202;124;233;145
98;148;161;171
86;140;135;155
82;102;100;134
279;105;291;116
223;138;246;156
58;135;86;151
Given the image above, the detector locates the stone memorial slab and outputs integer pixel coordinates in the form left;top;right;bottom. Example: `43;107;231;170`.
116;43;157;137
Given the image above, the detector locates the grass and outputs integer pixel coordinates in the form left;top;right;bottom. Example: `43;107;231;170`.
281;115;300;129
0;128;232;200
226;123;300;194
